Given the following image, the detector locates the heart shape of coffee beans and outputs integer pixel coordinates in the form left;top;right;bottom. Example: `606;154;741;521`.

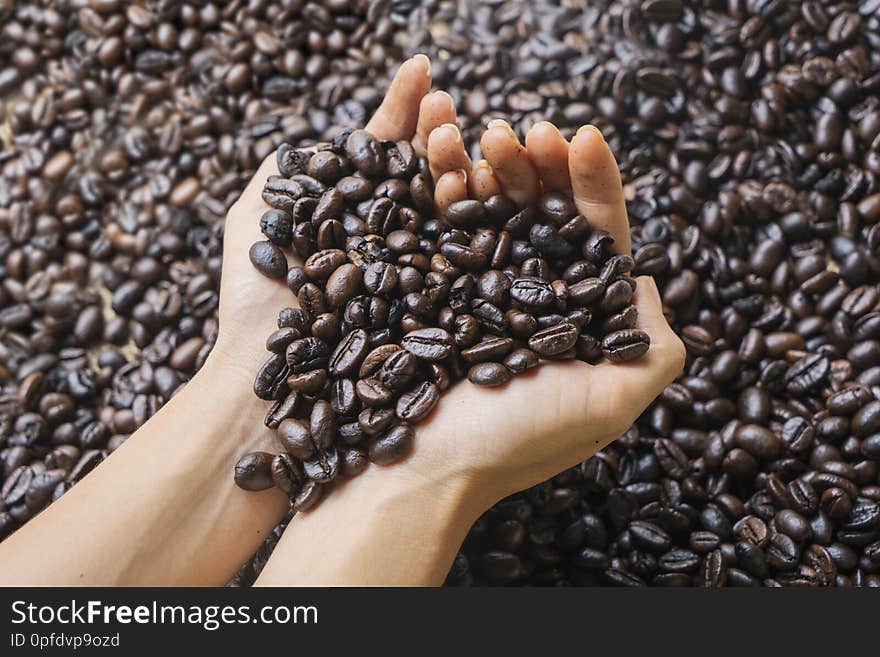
234;129;649;508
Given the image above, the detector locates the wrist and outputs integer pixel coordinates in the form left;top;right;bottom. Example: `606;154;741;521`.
274;459;484;586
336;459;489;545
180;350;278;456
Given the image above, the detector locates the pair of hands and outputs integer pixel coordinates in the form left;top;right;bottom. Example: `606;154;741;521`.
211;56;686;509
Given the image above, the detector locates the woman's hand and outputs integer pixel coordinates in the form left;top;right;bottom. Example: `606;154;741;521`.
0;56;464;587
209;55;463;388
400;120;687;509
255;116;686;587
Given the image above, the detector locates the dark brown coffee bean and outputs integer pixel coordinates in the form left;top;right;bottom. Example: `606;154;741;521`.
346;129;384;177
602;329;651;363
467;362;513;387
234;452;275;491
329;328;369;377
504;348;539;374
402;327;454;361
396;382;440;422
249;241;288;279
446;200;486;228
270;453;303;498
510;277;554;308
369;424;414;465
461;337;515;364
528;322;579;357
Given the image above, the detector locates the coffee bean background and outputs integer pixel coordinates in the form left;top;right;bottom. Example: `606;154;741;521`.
4;1;880;587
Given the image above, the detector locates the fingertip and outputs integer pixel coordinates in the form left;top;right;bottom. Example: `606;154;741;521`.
570;125;611;166
427;124;457;152
434;169;469;213
399;54;431;84
480;123;513;156
469;159;502;201
441;123;462;141
433;89;453;103
575;124;605;139
527;120;563;142
412;53;431;77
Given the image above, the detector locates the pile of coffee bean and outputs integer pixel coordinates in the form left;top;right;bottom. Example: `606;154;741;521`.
232;130;649;504
4;0;880;587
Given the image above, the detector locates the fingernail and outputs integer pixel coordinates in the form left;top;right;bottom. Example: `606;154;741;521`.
456;168;468;182
576;124;605;140
412;54;431;75
442;123;461;142
535;121;559;133
475;159;492;170
487;119;512;132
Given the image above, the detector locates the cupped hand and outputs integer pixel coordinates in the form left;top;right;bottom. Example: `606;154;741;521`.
406;120;687;507
211;56;463;384
207;54;685;511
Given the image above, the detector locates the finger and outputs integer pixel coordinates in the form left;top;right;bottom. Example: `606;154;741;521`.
480;120;540;206
569;125;631;254
365;55;432;141
427;124;472;183
468;160;502;201
595;276;686;408
525;121;571;193
412;91;458;157
434;170;468;214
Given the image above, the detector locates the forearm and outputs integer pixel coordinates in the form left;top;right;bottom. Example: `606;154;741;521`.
254;464;484;587
0;357;288;586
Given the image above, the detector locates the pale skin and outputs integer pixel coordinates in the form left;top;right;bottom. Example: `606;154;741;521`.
0;56;685;586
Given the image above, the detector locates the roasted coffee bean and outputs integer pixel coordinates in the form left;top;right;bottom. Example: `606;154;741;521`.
355;378;393;407
377;350;418;390
358;407;396;437
271;453;303;498
260;210;293;247
446;200;486;228
254;353;290;401
234;453;276;491
629;521;671;553
735;424;783;460
528;322;579;357
396;382;440;422
461;337;514;364
467;362;513;387
249;241;288;280
277;419;314;460
346;130;384;178
784;354;830;393
602;330;651;363
504;348;539;374
510;277;554;308
401;328;453;361
369;424;414;465
286;338;329;374
328;329;369;377
303;447;339;483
